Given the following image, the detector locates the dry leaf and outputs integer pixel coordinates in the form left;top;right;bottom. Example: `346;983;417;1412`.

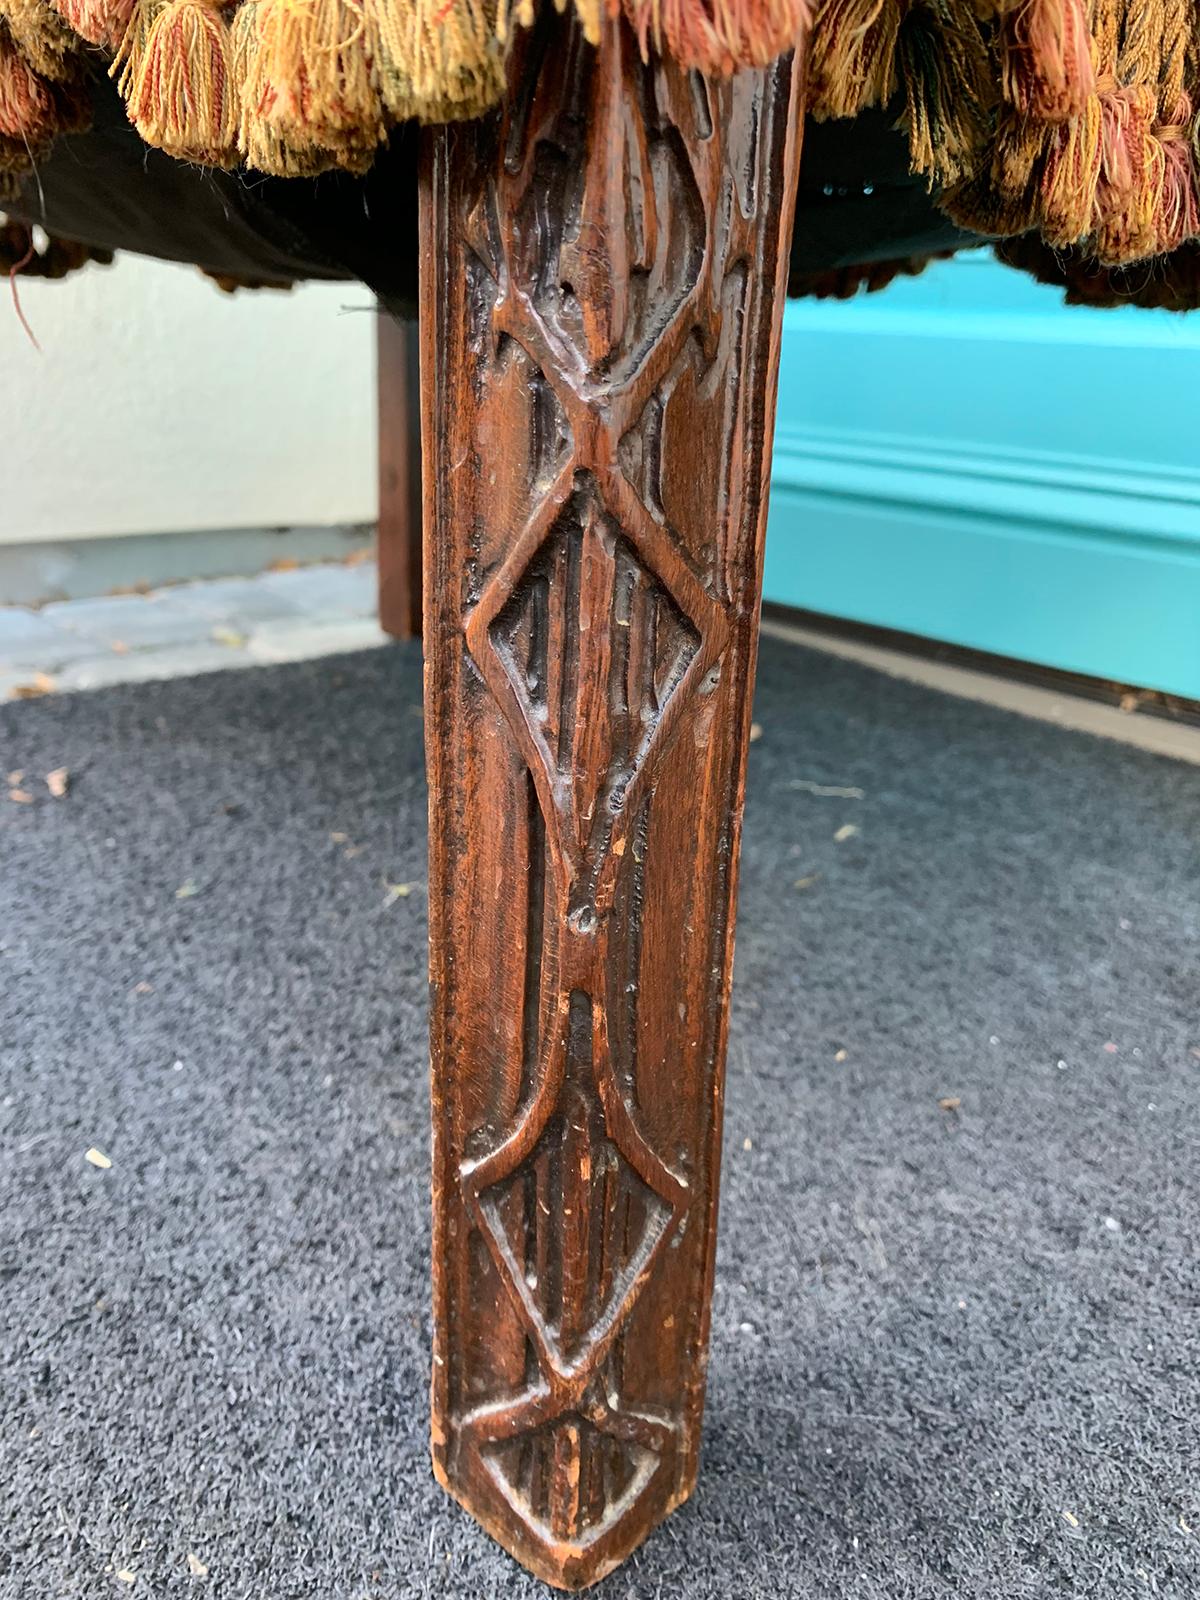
46;768;69;799
7;788;34;805
834;824;859;842
790;779;865;799
9;672;56;699
85;1147;112;1169
938;1096;962;1112
330;832;349;844
186;1552;209;1577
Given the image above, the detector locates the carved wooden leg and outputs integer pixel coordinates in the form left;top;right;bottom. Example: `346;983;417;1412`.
420;17;802;1589
376;315;422;640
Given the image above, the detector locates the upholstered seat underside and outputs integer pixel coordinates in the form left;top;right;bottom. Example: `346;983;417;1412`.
6;76;977;315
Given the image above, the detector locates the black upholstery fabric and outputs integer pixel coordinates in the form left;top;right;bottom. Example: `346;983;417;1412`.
8;78;976;314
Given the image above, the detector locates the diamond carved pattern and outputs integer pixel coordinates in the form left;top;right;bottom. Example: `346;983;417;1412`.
451;24;761;1559
473;988;677;1380
485;484;701;879
426;12;802;1582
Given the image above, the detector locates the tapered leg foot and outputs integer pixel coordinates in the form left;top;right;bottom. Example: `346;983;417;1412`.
420;16;803;1587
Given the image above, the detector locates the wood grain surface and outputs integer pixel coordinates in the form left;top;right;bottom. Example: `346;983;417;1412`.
377;315;423;640
420;16;803;1586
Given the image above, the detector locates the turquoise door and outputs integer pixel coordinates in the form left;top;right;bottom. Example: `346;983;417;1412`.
763;250;1200;700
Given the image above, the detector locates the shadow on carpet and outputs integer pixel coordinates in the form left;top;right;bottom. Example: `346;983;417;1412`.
2;636;1199;1599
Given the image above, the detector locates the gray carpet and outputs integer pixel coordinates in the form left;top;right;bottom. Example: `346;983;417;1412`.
3;636;1199;1599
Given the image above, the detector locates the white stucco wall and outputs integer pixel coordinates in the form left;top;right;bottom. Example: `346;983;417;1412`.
0;252;376;545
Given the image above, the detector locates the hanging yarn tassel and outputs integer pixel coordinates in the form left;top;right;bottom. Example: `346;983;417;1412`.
807;0;903;120
1092;85;1159;260
114;0;239;166
623;0;808;76
998;0;1094;121
896;0;995;186
942;110;1048;237
229;2;322;173
48;0;136;48
1039;84;1102;239
0;19;61;139
0;0;80;77
364;0;505;126
1156;110;1198;249
363;0;417;122
0;13;87;160
1088;0;1165;262
1145;0;1198;252
0;17;87;194
1035;0;1113;244
234;0;382;176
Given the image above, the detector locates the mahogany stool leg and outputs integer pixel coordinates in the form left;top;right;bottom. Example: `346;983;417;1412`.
419;17;803;1588
376;314;423;640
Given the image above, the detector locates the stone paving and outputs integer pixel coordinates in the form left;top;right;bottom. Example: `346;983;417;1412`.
0;561;390;701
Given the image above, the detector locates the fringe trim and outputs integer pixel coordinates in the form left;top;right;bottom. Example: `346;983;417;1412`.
623;0;809;76
0;214;114;273
0;0;81;76
0;10;88;193
789;248;953;296
998;230;1200;308
4;0;1200;274
47;0;136;48
896;0;1200;267
114;0;240;166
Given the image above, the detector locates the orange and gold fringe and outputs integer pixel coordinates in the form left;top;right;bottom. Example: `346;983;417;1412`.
998;230;1200;308
233;0;382;174
114;0;240;165
48;0;135;47
0;0;1194;273
623;0;808;76
920;0;1200;265
0;8;88;195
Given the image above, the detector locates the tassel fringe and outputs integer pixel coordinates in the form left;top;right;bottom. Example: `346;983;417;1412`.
115;0;240;166
47;0;136;47
623;0;809;76
2;0;1200;274
0;0;82;76
0;10;88;193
